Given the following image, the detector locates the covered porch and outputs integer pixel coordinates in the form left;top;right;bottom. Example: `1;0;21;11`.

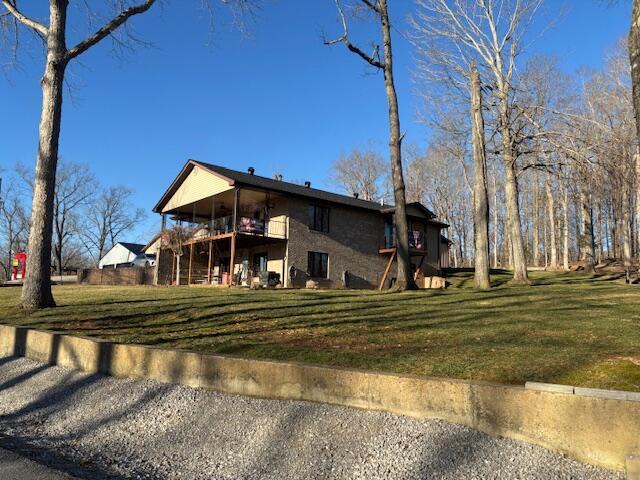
174;233;286;287
154;163;288;287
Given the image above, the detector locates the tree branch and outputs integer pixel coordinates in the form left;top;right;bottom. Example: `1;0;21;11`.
359;0;380;13
65;0;156;62
324;0;385;69
345;41;384;69
1;0;47;36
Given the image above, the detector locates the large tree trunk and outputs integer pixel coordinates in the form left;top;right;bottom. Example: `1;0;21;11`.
470;65;490;289
54;208;63;279
492;177;499;268
596;203;604;264
579;182;596;273
503;161;528;282
562;181;570;271
532;170;540;267
635;149;640;256
630;0;640;146
21;1;68;309
631;1;640;265
54;241;63;280
545;171;558;269
622;184;633;282
497;92;528;283
379;0;414;290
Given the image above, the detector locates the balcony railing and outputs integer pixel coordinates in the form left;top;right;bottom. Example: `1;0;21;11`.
384;230;425;250
191;215;287;240
237;216;287;239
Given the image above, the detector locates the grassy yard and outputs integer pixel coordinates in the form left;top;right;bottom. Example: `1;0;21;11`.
1;271;639;392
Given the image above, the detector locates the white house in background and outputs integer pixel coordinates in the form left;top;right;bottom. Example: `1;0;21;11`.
98;242;146;269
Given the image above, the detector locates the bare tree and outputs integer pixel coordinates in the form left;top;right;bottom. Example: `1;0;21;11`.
81;186;146;265
405;140;474;266
331;148;387;201
630;0;640;144
0;184;29;280
572;40;635;272
517;55;572;270
470;64;490;288
0;0;158;308
413;0;545;284
52;162;95;277
164;223;197;286
325;0;415;290
561;169;570;270
18;160;96;279
1;0;256;308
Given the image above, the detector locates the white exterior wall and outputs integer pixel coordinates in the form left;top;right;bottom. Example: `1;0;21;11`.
98;244;138;269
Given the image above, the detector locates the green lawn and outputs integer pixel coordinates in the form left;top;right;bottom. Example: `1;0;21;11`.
1;271;639;392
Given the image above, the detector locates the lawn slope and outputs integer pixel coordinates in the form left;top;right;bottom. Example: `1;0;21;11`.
1;271;638;392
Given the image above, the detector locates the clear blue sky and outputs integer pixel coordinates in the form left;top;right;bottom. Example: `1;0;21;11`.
0;0;631;241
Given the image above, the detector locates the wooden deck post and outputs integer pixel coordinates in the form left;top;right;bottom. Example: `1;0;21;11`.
207;240;213;285
414;255;425;281
188;244;193;285
229;232;237;286
232;187;239;232
379;249;397;290
229;187;239;287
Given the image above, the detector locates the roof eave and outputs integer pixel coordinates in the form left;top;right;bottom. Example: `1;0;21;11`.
152;159;236;214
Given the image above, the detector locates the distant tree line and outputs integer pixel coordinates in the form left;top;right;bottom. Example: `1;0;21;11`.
331;1;640;287
0;161;145;281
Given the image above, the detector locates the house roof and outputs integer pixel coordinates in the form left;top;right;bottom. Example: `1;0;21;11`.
118;242;146;255
381;202;439;219
153;160;448;226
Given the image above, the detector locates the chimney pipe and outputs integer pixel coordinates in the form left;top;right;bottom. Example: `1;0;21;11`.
304;181;311;188
353;193;359;199
248;167;255;175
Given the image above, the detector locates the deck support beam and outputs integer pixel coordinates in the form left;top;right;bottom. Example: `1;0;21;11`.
414;255;425;281
207;240;213;285
188;244;193;285
379;248;397;290
229;232;237;286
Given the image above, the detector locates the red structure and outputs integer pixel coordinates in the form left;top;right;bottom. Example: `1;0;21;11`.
11;252;26;280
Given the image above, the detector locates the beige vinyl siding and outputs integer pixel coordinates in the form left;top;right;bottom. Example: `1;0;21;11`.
162;166;233;213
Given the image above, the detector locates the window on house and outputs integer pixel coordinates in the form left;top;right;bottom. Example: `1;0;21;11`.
308;251;328;278
309;205;330;232
384;220;394;248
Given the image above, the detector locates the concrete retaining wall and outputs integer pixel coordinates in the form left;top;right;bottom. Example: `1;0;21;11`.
0;324;637;472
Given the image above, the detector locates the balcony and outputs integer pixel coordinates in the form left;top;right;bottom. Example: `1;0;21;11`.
383;230;425;250
189;215;287;243
237;216;287;239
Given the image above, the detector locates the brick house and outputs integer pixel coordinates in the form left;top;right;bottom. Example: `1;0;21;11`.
152;160;449;289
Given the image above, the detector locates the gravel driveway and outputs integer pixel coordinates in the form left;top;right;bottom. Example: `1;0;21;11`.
0;447;77;479
0;356;623;480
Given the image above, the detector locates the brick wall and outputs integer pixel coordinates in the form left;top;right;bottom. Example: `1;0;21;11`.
286;197;389;289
